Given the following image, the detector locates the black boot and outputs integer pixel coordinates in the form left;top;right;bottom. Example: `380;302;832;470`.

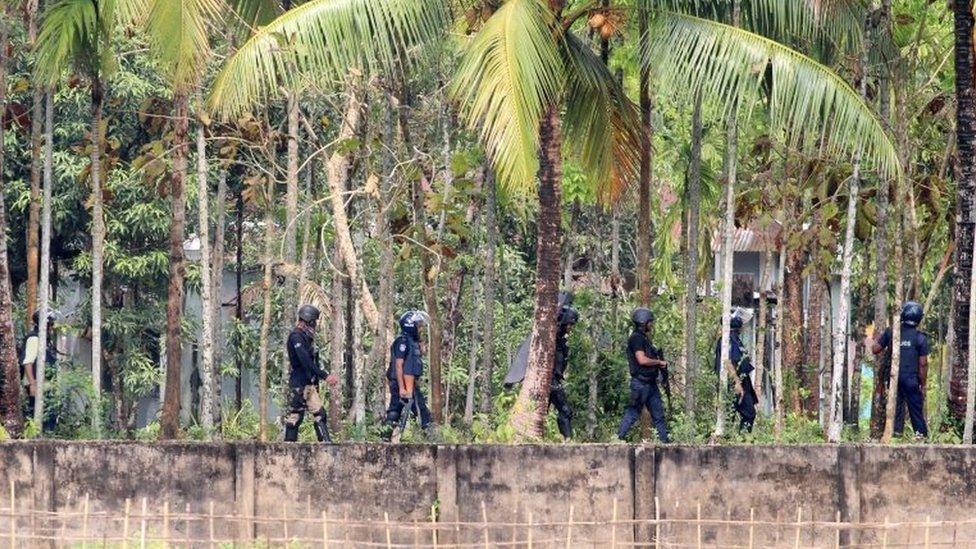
313;418;332;443
284;424;300;442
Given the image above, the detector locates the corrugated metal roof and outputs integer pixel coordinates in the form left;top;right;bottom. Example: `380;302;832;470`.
711;223;781;253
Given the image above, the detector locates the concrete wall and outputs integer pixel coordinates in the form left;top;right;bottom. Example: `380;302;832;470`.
1;442;974;546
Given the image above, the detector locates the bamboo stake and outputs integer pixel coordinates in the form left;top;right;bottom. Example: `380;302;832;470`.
208;501;215;548
184;504;190;547
793;506;801;549
611;498;618;549
162;500;169;549
835;510;841;549
512;507;518;547
566;504;574;548
696;502;702;549
655;496;661;549
81;493;89;549
283;502;289;541
925;515;931;549
9;479;15;549
482;500;490;548
122;498;131;549
322;510;329;549
430;505;438;547
527;511;533;549
882;516;888;549
749;508;755;549
343;511;350;548
139;498;147;549
385;511;392;549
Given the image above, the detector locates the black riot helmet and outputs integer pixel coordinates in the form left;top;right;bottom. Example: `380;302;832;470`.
901;301;923;327
297;304;321;327
730;315;743;330
399;310;430;340
558;306;579;327
631;307;654;331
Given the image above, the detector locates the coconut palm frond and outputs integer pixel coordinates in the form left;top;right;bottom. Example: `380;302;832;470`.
34;0;102;86
209;0;448;117
451;0;564;194
562;33;639;204
144;0;223;90
648;12;899;180
641;0;865;53
227;0;281;31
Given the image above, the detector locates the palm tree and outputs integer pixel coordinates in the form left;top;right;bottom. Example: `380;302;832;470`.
35;0;119;435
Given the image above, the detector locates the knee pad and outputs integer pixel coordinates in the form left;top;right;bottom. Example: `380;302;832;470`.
311;407;327;421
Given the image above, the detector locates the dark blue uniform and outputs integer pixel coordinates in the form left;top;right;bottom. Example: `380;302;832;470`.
617;329;669;442
549;324;573;438
385;333;432;429
284;326;331;441
878;326;929;437
714;331;757;432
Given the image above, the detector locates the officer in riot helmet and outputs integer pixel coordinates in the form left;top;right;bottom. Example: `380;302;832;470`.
617;307;670;443
284;305;337;442
385;310;434;439
870;301;929;438
549;305;579;439
714;313;758;432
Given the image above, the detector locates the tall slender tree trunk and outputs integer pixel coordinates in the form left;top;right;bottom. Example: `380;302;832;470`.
636;0;653;305
0;15;19;436
756;250;772;411
463;273;482;425
160;92;190;439
774;239;787;439
951;0;976;426
329;243;346;434
510;105;563;439
784;246;806;414
828;166;861;442
25;5;42;328
211;172;226;428
256;201;274;442
369;95;395;416
966;226;976;442
33;90;54;428
806;279;823;416
234;187;244;412
196;107;215;432
90;79;106;435
479;166;498;413
282;92;300;389
684;90;702;420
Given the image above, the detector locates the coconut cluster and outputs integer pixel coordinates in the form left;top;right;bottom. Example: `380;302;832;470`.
588;11;619;39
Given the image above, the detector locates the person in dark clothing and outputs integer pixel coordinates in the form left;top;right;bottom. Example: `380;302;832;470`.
284;305;337;442
385;310;433;439
549;305;579;439
617;308;670;443
714;315;758;432
871;301;929;438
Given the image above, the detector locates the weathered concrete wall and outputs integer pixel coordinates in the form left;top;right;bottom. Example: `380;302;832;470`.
1;442;974;546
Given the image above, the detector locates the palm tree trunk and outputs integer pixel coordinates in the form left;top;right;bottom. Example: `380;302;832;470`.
951;0;976;426
329;242;346;434
510;105;563;439
463;273;482;425
234;187;244;412
479;166;498;414
715;115;737;438
24;7;41;329
90;78;106;435
965;226;976;442
755;250;772;411
33;90;54;428
828;166;861;442
256;201;274;442
160;91;189;440
636;0;653;306
0;15;19;436
211;171;226;428
282;92;300;389
774;238;787;439
684;89;702;420
806;278;823;416
196;107;215;433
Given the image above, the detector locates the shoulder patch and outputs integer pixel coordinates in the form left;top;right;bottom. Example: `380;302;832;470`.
399;343;407;353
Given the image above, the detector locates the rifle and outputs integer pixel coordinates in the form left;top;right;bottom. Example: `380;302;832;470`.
652;346;673;414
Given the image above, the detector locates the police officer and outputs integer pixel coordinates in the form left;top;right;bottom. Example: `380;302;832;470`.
870;301;929;438
617;308;670;442
385;310;433;438
714;315;758;432
284;305;337;442
549;305;579;439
